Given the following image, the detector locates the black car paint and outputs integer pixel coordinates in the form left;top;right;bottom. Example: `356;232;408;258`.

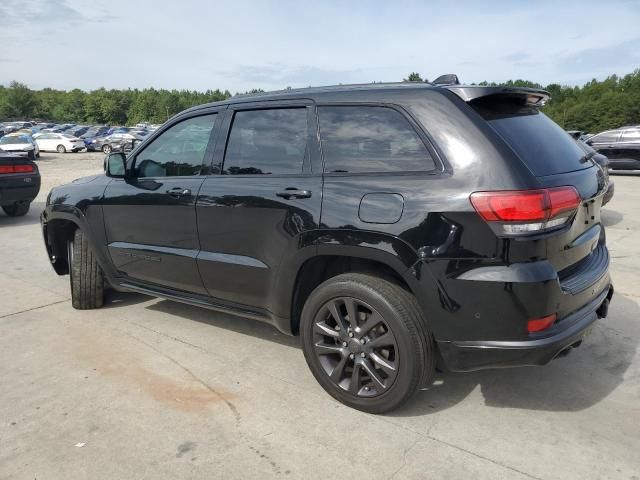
41;83;613;372
0;154;41;207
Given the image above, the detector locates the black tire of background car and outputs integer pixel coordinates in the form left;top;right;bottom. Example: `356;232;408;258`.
27;150;35;161
57;144;66;153
2;202;30;217
102;144;111;154
70;229;104;309
300;273;435;414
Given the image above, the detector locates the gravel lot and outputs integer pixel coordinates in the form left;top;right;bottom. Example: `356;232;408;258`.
1;151;639;479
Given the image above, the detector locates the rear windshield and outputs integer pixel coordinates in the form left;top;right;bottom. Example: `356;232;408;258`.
471;97;589;176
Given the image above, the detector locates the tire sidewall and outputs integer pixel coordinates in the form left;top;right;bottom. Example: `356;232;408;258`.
300;276;423;413
57;145;66;153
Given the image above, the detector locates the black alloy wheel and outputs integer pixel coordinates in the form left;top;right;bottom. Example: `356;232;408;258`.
300;273;434;413
312;297;398;397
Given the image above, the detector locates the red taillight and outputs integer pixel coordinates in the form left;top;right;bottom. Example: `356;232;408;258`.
527;314;557;333
0;164;35;174
470;187;580;235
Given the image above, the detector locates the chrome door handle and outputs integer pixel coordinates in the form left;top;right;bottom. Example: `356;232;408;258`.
276;188;312;199
167;187;191;198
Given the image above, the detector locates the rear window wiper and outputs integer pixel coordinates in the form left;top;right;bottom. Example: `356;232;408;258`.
579;150;597;163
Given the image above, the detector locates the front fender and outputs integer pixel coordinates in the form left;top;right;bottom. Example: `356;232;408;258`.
41;201;117;281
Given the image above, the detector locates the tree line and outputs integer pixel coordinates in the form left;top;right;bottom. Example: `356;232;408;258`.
1;69;639;133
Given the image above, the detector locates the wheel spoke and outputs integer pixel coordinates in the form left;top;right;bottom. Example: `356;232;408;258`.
345;298;359;328
327;299;349;331
315;321;340;338
314;342;343;356
366;332;394;349
358;311;384;336
330;355;349;382
349;363;362;394
361;359;387;389
369;352;397;376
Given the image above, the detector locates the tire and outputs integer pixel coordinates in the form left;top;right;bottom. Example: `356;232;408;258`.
69;229;104;309
57;144;66;153
36;151;40;159
300;273;435;413
2;202;30;217
102;144;111;154
27;150;35;161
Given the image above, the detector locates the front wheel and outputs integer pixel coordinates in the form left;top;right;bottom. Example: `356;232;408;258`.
102;144;112;154
27;150;35;160
2;202;30;217
56;144;66;153
300;273;435;413
69;229;104;309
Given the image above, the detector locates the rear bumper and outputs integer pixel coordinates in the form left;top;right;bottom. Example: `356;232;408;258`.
438;284;614;371
0;175;41;205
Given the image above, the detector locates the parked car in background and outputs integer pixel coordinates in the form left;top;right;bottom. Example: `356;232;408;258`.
0;152;40;217
0;134;40;160
68;126;90;137
41;82;614;413
98;133;144;153
587;127;640;170
35;133;85;153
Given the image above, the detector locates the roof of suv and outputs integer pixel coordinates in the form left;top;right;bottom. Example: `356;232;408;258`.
183;82;550;114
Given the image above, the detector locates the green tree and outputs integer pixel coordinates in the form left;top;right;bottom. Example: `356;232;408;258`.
403;72;424;82
0;81;36;119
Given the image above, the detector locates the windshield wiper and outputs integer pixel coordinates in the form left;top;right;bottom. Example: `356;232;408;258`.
579;150;597;163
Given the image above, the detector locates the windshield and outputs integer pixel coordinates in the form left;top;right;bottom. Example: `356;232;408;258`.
0;136;29;144
471;98;589;176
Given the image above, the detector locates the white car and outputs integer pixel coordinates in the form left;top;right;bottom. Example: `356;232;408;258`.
35;133;85;153
0;134;40;160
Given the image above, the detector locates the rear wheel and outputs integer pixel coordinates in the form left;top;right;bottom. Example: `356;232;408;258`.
102;144;112;154
27;150;35;160
300;273;435;413
56;144;66;153
2;202;30;217
69;229;104;309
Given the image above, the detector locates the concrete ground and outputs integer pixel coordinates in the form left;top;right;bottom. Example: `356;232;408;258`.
1;152;639;480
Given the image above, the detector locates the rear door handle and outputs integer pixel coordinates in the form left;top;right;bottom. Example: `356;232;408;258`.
166;187;191;198
276;188;312;200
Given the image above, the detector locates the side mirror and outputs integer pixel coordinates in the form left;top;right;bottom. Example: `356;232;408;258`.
104;152;127;178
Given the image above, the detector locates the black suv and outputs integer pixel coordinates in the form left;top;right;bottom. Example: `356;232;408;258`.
41;83;613;413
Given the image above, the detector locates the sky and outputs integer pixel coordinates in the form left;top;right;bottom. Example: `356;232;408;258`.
1;0;639;93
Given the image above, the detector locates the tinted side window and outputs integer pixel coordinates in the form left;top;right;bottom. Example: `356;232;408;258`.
318;106;435;173
590;131;620;144
223;108;308;175
135;114;216;178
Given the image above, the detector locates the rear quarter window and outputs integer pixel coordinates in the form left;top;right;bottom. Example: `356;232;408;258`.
318;106;435;173
471;98;589;176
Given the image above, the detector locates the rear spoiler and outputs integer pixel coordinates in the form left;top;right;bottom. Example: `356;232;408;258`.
443;86;551;106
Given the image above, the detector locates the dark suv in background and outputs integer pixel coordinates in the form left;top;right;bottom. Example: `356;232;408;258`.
587;126;640;170
41;82;613;413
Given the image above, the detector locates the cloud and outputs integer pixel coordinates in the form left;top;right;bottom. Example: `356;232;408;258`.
0;0;86;24
557;37;640;74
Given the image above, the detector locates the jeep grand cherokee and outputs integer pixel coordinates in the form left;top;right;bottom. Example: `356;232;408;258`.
41;81;613;413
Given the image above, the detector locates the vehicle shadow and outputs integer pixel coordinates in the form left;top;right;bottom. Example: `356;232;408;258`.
0;201;44;227
145;298;301;349
601;208;624;227
392;294;640;416
103;289;639;416
103;290;152;309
